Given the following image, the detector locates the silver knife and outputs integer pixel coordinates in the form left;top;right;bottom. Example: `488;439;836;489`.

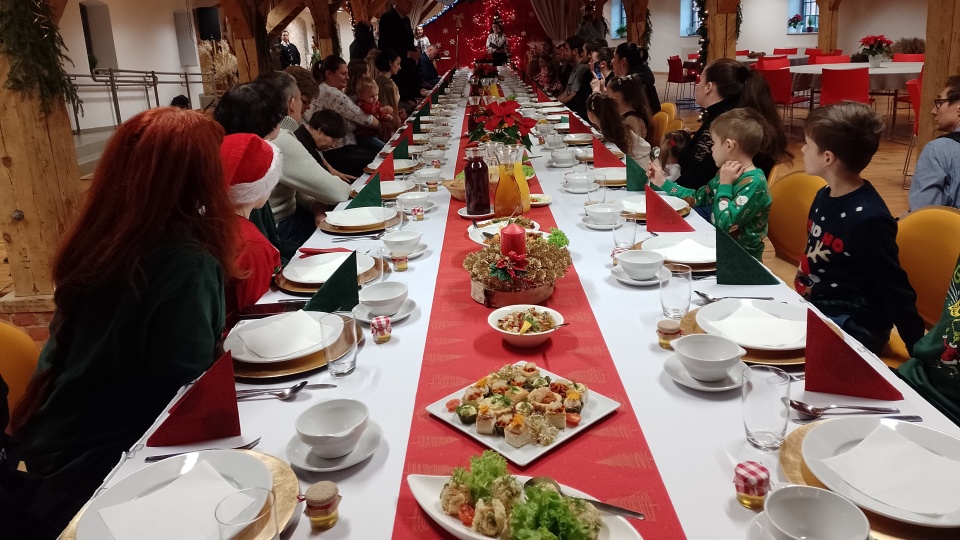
582;499;645;520
792;415;922;425
236;383;336;394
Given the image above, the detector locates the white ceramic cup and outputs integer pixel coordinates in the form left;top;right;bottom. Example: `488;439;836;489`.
765;485;870;540
551;149;576;165
617;250;665;280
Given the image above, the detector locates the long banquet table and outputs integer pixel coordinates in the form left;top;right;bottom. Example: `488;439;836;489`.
85;71;960;540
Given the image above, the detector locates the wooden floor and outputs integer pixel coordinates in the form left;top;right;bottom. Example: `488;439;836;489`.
0;82;918;296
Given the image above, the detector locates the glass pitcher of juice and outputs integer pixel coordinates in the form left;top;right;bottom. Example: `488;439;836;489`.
463;148;490;216
493;144;530;216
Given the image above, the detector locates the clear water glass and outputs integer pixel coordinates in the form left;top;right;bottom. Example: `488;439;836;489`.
216;487;278;540
612;217;638;250
382;200;403;232
660;263;692;319
322;311;358;377
362;247;384;287
742;366;791;450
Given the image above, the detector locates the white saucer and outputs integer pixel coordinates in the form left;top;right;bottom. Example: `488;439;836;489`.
562;183;599;194
582;215;625;230
353;298;417;324
286;421;383;472
547;160;576;168
746;512;776;540
402;201;436;215
611;266;663;286
664;356;746;392
530;194;552;207
457;206;495;219
387;243;428;260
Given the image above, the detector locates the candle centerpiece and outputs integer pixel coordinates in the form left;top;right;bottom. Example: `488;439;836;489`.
464;228;572;307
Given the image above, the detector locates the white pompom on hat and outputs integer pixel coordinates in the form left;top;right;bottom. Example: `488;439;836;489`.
220;133;282;205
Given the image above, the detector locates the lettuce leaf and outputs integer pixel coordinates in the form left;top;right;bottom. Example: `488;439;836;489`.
464;450;509;501
510;485;592;540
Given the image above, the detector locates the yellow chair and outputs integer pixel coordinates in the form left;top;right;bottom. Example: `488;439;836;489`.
649;111;669;148
767;172;826;267
0;320;40;414
766;163;783;187
665;118;684;134
659;102;677;124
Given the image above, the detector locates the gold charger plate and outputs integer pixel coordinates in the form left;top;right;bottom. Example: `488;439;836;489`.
622;205;692;221
275;258;390;296
318;212;405;235
597;178;627;187
680;307;804;365
634;240;717;273
780;422;959;539
60;451;299;540
564;139;592;146
234;315;362;379
362;161;423;175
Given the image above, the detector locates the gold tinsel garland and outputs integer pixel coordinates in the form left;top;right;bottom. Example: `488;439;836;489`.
463;236;572;293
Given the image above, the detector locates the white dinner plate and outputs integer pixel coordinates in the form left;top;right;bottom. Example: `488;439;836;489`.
562;183;599;194
325;207;397;228
592;167;628;183
411;134;430;143
379;181;414;198
224;311;342;363
619;194;689;215
611;266;663;287
75;451;272;540
380;144;428;157
282;252;376;285
468;222;541;245
390;159;421;173
696;299;808;351
530;194;552;207
663;356;746;392
534;101;563;108
582;216;625;230
353;298;417;324
402;201;436;215
641;234;717;264
406;474;642;540
547;160;576;168
417;115;438;122
545;114;563;122
425;362;621;466
286;422;382;472
387;244;428;260
802;417;960;527
541;106;567;114
457;206;494;220
564;133;594;144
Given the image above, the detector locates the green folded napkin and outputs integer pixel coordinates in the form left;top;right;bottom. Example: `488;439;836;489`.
419;102;431;116
716;228;779;285
559;115;569;125
431;92;439;104
394;139;410;160
346;173;381;209
412;116;421;134
626;156;647;191
303;251;360;312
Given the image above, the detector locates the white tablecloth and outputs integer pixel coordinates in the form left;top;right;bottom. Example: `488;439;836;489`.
737;54;808;66
790;61;923;92
87;71;960;540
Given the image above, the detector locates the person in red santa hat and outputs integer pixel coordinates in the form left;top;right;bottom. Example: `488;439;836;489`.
221;134;283;326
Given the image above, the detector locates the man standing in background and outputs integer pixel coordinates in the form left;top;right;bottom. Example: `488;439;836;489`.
279;30;301;69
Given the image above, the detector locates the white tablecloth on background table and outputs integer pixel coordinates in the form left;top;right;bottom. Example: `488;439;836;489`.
737;54;808;66
790;61;923;92
88;71;960;540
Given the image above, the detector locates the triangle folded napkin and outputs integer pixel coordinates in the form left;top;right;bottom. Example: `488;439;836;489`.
626;156;648;192
147;352;241;447
412;116;422;135
393;138;410;160
377;154;395;181
431;92;438;104
418;102;431;116
592;138;625;168
804;309;904;400
348;173;382;208
644;184;695;232
536;86;550;103
393;124;413;147
298;247;353;259
716;228;778;285
303;251;360;313
567;115;592;134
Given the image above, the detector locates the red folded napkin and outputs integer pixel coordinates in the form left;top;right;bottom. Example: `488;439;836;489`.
298;247;353;259
804;309;904;401
592;138;625;168
393;124;413;147
536;86;550;103
645;185;695;232
147;352;242;447
378;153;395;181
567;114;592;134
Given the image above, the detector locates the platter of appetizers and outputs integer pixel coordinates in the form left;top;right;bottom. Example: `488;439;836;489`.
425;362;620;466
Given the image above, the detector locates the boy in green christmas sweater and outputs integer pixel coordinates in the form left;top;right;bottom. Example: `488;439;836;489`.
648;108;772;260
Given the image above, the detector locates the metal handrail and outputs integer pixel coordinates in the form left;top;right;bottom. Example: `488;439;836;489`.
65;67;215;134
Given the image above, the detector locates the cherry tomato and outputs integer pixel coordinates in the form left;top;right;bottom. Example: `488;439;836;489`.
566;412;581;427
445;399;460;412
458;503;475;527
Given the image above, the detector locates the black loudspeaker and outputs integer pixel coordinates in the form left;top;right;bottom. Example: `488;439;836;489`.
196;7;221;41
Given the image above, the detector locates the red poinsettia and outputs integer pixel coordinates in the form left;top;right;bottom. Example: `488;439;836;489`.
470;98;537;149
859;35;893;57
491;251;531;282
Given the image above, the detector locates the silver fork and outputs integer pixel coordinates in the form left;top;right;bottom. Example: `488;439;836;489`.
144;437;262;462
331;232;385;242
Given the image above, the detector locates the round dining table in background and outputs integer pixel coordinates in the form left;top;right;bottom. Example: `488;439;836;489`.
790;61;924;92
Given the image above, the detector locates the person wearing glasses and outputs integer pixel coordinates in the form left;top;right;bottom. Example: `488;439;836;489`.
909;75;960;211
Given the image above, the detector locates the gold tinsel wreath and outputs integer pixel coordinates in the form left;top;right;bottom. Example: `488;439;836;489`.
463;236;572;292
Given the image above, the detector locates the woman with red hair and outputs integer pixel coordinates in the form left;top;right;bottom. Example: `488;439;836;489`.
8;107;237;536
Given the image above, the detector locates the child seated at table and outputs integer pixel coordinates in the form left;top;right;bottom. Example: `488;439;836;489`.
659;130;691;182
648;108;773;261
354;76;394;140
795;102;923;355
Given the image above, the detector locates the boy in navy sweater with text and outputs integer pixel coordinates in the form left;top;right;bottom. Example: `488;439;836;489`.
795;102;924;355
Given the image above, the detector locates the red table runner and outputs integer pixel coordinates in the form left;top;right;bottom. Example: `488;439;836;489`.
391;98;685;539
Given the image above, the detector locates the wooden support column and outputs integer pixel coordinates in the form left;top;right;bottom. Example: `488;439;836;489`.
0;0;81;311
267;0;307;36
221;0;270;82
706;0;739;62
623;0;649;45
304;0;336;58
918;0;960;149
816;0;841;53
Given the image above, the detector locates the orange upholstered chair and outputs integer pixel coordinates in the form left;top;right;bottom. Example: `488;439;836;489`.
0;321;40;416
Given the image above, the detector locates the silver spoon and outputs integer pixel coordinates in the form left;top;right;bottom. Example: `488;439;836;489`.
523;476;645;520
788;399;900;419
145;437;262;462
236;381;307;401
694;291;775;303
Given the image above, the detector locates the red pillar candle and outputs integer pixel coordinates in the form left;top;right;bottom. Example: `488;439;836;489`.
499;223;526;257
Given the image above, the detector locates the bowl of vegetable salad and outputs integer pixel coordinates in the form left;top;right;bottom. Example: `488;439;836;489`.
487;305;563;348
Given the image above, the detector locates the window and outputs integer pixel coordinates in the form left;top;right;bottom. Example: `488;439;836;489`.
680;0;701;36
611;0;627;39
788;0;819;34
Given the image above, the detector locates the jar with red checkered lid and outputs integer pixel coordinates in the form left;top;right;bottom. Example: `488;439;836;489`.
733;461;770;509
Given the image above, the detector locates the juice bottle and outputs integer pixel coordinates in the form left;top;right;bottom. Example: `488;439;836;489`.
464;148;490;216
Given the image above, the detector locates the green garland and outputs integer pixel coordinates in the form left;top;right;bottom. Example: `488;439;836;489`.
694;0;743;69
640;9;653;49
0;0;81;114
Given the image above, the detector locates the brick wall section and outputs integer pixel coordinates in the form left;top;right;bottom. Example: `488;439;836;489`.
0;312;52;350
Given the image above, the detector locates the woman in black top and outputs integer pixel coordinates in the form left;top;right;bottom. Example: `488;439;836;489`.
607;75;653;144
612;43;660;115
672;58;792;190
487;23;509;66
349;22;376;62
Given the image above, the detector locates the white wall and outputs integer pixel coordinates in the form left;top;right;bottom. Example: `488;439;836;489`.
737;0;817;55
837;0;927;55
60;0;206;131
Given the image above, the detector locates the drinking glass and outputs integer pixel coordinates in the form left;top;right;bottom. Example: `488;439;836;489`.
216;487;278;540
660;263;692;319
742;366;791;450
322;311;358;377
612;217;638;250
586;181;606;206
361;247;384;287
382;200;403;233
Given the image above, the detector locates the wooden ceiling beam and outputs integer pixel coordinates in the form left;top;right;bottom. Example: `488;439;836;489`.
418;1;438;24
266;0;306;36
49;0;69;23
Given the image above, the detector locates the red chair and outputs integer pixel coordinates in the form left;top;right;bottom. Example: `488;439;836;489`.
893;53;925;62
687;53;700;60
758;68;810;136
736;49;750;56
773;48;798;55
903;79;923;187
756;55;789;70
819;67;870;105
826;49;843;55
809;54;850;64
805;48;823;55
893;67;924;128
665;55;698;105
